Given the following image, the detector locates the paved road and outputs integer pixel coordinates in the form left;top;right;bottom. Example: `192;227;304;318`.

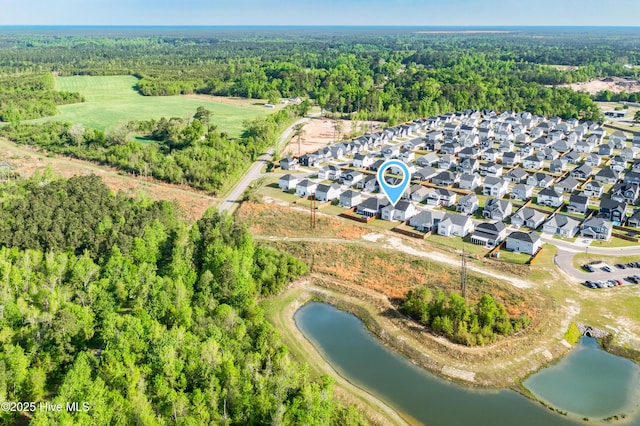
553;248;640;282
218;115;314;213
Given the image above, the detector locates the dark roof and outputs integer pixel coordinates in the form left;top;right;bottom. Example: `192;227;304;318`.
569;194;588;205
476;221;506;233
539;187;562;198
508;230;541;244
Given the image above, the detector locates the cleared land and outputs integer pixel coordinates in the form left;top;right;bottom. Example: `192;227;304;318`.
25;75;277;137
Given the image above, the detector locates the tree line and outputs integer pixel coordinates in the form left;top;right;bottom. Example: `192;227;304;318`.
0;73;83;122
0;174;364;425
0;107;296;195
401;287;531;346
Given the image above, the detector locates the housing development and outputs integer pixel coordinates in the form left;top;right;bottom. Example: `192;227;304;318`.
278;110;640;259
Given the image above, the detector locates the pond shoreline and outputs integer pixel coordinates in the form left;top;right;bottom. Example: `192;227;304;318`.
272;277;640;424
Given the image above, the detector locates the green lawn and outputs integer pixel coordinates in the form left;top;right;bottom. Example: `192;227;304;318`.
590;236;640;248
495;249;531;265
25;75;274;138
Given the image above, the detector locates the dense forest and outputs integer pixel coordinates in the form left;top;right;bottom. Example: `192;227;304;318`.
0;174;366;425
0;108;296;194
0;73;83;122
3;28;639;124
401;287;531;346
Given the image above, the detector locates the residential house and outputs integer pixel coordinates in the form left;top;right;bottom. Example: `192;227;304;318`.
459;147;480;160
339;190;363;208
610;156;627;172
352;153;374;169
574;141;593;153
609;130;628;147
483;198;513;221
440;142;460;156
564;151;581;164
531;137;550;150
315;183;342;202
584;153;601;167
409;210;446;232
537;187;564;207
471;222;507;248
567;194;589;215
437;213;474;237
627;209;640;228
597;198;628;223
458;158;480;175
298;153;321;168
542;214;581;237
548;158;565;173
583;181;604;198
504;168;529;184
357;175;379;192
280;157;299;171
279;174;299;191
295;179;318;197
620;147;638;161
438;155;457;170
432;171;457;187
368;159;385;171
594;167;620;184
381;201;417;222
506;231;542;255
523;155;544;170
481;148;500;162
416;153;439;167
510;184;534;201
554;177;580;193
632;133;640;148
412;166;438;182
356;197;389;217
480;162;503;177
611;182;640;204
483;177;509;198
527;172;554;188
502;152;521;167
581;217;613;241
510;207;546;230
459;173;482;190
598;142;614;156
427;188;457;207
457;193;479;215
410;186;433;203
552;139;572;152
381;145;401;159
318;165;343;181
518;144;534;157
341;170;364;187
570;164;593;180
625;171;640;184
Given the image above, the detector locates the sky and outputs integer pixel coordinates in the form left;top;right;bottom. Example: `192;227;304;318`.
1;0;640;26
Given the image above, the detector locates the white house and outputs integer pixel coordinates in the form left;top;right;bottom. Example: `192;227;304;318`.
279;174;299;191
506;231;542;255
315;183;342;202
381;201;417;222
437;213;474;237
296;179;318;197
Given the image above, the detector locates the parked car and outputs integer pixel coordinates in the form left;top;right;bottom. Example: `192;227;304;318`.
601;266;613;272
615;263;627;269
582;264;594;272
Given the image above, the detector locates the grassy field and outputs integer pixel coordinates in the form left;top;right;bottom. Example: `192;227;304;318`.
25;75;276;138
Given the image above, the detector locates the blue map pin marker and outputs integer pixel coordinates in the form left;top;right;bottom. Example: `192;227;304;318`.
377;159;411;207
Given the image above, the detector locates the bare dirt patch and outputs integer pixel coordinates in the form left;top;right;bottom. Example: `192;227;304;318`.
283;117;385;156
0;138;215;221
183;93;285;109
564;77;640;95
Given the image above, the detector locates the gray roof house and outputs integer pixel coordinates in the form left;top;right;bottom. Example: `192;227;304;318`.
427;188;457;207
502;152;521;167
459;173;482;190
570;164;593;179
356;197;389;217
597;198;628;223
416;153;440;167
581;217;613;241
279;174;300;191
357;175;379;192
437;213;474;237
542;214;581;237
410;186;433;203
594;167;620;185
409;210;446;232
471;222;507;248
457;193;480;215
510;207;547;230
510;184;534;201
504;168;529;183
611;182;640;204
432;171;457;187
522;155;544;170
537;187;564;208
483;198;513;221
280;157;299;170
583;180;604;197
483;176;509;198
627;209;640;228
381;200;417;222
315;183;342;202
549;159;566;173
506;231;542;255
342;170;364;187
527;172;554;188
567;194;589;215
479;162;503;177
296;179;318;197
339;190;363;208
554;177;580;193
412;166;438;182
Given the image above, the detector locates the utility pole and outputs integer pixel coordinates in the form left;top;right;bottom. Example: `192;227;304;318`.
461;243;468;302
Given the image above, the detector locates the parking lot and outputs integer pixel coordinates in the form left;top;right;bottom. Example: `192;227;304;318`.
581;261;640;288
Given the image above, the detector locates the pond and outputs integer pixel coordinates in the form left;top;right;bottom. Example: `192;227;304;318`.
294;302;640;426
